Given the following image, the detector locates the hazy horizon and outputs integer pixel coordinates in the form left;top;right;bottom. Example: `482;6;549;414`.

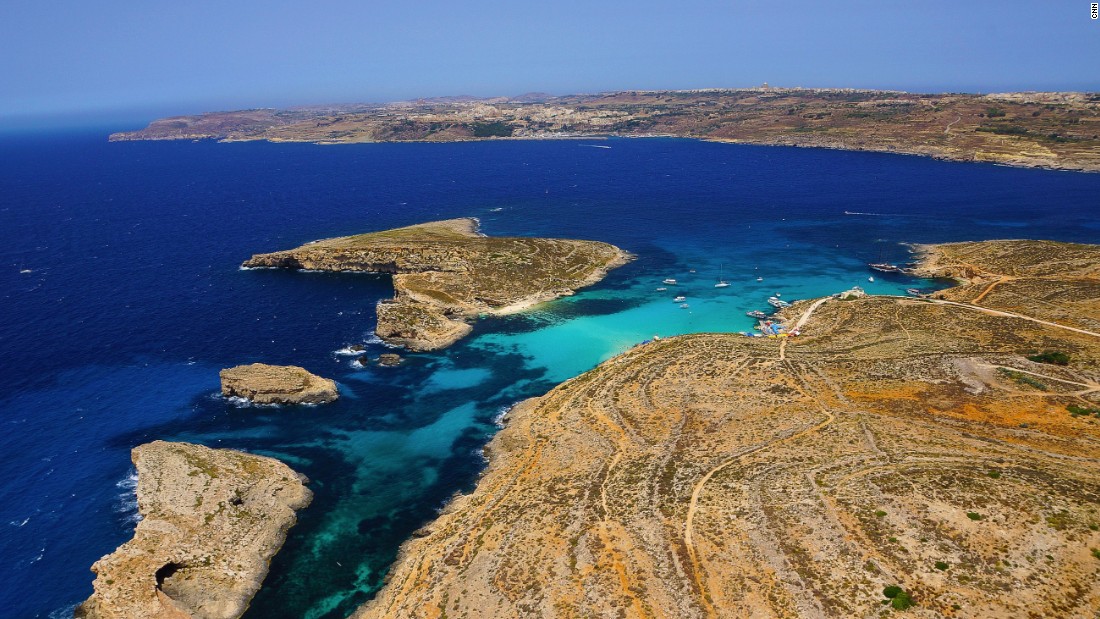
3;1;1098;130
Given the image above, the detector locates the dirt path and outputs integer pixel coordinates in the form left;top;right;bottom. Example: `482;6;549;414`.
683;367;835;618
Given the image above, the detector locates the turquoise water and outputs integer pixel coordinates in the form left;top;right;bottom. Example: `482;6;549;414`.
1;134;1097;618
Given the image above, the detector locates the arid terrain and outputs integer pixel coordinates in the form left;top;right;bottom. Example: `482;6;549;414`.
112;88;1100;171
242;218;630;350
76;442;312;619
352;240;1100;618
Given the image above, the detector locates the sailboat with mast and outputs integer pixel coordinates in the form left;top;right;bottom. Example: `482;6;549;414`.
714;264;730;288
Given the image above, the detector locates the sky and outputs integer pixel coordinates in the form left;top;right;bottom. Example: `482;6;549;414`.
1;0;1098;128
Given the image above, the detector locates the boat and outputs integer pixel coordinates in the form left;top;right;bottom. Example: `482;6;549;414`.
746;310;768;319
767;296;791;309
662;278;677;285
868;276;875;282
673;295;686;302
868;262;902;273
774;292;781;297
906;288;923;296
714;264;730;288
756;276;763;282
656;287;667;292
679;303;690;309
689;269;696;273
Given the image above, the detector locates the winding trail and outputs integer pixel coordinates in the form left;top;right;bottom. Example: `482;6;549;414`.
683;365;835;618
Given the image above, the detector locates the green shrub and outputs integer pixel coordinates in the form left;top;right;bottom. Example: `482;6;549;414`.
1027;351;1070;365
1067;404;1100;417
874;510;887;518
883;586;915;610
986;107;1007;118
471;122;514;138
966;512;983;521
934;561;949;570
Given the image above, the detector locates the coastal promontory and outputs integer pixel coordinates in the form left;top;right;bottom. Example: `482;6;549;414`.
219;363;338;405
353;239;1100;618
75;441;312;619
241;218;631;350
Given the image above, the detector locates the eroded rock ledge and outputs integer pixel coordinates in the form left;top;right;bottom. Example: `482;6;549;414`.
220;363;338;405
241;218;631;350
76;441;311;619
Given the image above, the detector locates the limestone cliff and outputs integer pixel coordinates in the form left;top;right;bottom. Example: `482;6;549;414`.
219;363;338;405
76;441;312;619
242;218;631;350
353;240;1100;618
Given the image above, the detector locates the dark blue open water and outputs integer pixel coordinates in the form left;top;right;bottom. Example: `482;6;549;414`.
1;133;1097;618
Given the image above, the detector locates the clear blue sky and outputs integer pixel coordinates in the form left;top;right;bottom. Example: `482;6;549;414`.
1;0;1097;127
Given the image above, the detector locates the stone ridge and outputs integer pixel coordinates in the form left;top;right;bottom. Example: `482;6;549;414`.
352;239;1100;618
219;363;338;405
76;441;312;619
241;218;632;350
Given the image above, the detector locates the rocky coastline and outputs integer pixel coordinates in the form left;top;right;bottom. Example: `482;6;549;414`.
241;218;632;350
353;239;1100;618
75;441;312;619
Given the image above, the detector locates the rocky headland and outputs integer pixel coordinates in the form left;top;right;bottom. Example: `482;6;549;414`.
220;363;338;405
110;88;1100;172
353;240;1100;618
76;441;312;619
241;218;631;350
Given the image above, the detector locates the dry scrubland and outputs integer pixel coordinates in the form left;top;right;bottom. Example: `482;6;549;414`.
354;240;1100;618
242;218;630;350
113;89;1100;171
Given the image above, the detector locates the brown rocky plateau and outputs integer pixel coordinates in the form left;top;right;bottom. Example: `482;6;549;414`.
111;88;1100;172
241;218;631;350
219;363;338;405
76;441;312;619
353;240;1100;618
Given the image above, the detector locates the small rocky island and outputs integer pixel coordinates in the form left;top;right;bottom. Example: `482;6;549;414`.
242;218;631;350
76;441;312;619
220;363;338;405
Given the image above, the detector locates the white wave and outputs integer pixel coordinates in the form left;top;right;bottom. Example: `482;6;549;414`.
492;405;513;428
9;516;30;527
114;469;142;526
238;265;277;271
334;346;368;356
364;331;402;349
49;603;79;619
226;396;281;409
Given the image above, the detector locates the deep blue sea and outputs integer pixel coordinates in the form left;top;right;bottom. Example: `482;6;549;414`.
1;132;1097;618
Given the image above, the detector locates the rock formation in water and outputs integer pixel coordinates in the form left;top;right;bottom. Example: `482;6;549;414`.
352;240;1100;618
219;363;338;405
241;218;631;350
76;441;312;619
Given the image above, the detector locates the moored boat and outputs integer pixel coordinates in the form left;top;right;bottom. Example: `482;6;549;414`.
662;278;677;284
746;310;768;319
868;262;902;273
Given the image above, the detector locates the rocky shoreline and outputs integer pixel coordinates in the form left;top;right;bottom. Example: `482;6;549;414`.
242;218;632;350
76;441;312;619
352;239;1100;618
220;363;338;405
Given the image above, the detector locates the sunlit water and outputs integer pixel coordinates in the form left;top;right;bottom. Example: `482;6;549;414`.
1;133;1097;618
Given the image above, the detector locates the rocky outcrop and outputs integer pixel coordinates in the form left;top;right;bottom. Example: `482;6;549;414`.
219;363;338;405
377;353;404;367
241;218;631;350
75;441;312;619
353;240;1100;618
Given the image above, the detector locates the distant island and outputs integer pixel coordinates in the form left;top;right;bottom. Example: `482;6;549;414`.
351;239;1100;618
112;88;1100;172
242;218;632;350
